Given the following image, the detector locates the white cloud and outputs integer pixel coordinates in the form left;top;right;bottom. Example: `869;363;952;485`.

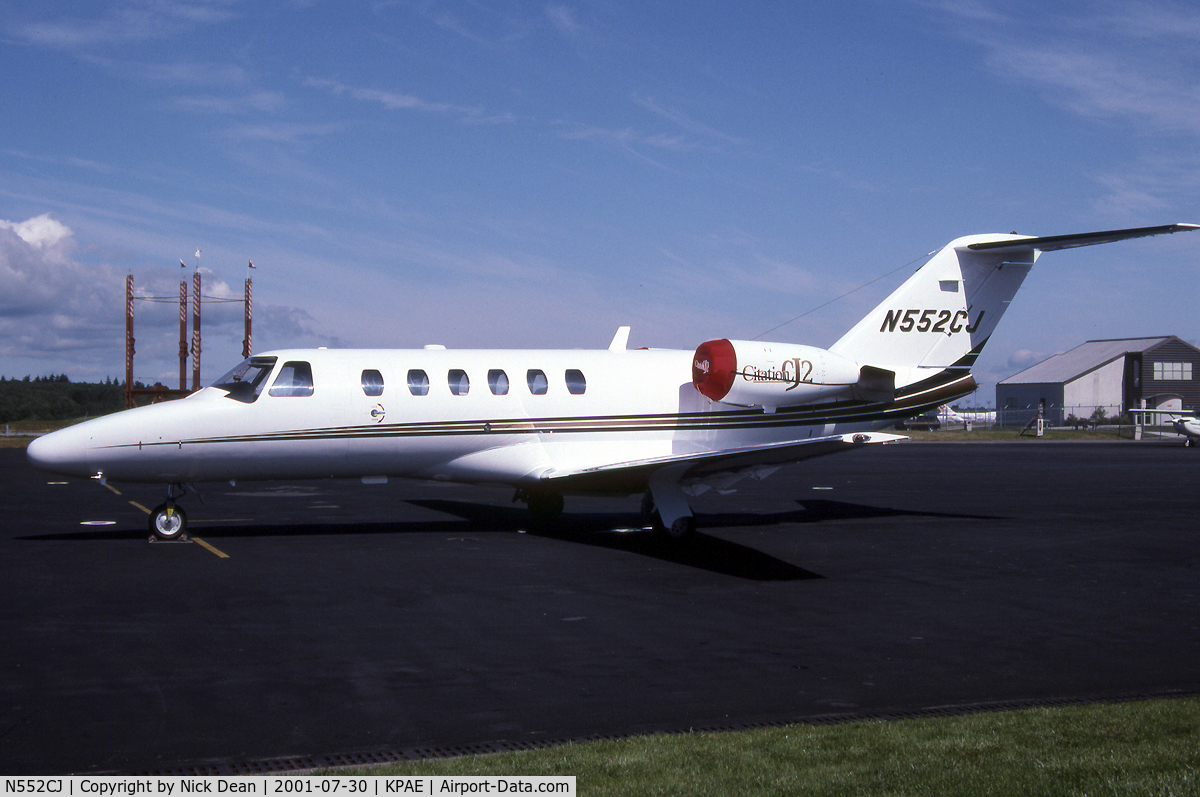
220;121;349;145
395;1;535;48
921;0;1200;229
0;214;85;315
304;77;489;120
1088;172;1171;218
82;56;251;87
986;44;1200;136
553;121;711;155
0;214;128;378
0;213;73;251
16;0;239;47
0;214;268;381
930;0;1200;137
630;94;742;147
1092;0;1200;42
174;91;289;115
1007;349;1047;371
545;5;582;36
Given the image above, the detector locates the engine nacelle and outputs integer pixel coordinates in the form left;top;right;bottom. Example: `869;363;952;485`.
691;338;867;408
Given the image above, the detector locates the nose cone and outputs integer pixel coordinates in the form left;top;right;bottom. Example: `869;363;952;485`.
27;425;95;478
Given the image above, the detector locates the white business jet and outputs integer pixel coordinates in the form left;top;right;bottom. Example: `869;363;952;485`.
28;224;1199;539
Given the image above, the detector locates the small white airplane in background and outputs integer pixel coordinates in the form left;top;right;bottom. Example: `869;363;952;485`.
28;223;1199;539
1173;415;1200;446
1127;408;1200;446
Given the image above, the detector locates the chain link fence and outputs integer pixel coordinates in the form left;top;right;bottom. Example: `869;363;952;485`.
992;404;1189;432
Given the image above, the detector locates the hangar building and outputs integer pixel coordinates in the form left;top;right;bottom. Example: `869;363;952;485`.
996;336;1200;426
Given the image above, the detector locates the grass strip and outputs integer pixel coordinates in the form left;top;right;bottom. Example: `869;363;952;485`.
321;697;1200;796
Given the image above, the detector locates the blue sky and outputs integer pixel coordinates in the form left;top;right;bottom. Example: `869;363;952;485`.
2;0;1198;405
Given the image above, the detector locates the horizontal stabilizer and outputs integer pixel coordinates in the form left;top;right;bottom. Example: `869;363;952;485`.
967;223;1199;253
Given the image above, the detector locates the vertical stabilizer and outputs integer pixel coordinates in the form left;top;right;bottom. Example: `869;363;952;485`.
829;224;1200;391
829;234;1035;389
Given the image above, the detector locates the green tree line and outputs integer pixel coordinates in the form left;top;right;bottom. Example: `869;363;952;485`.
0;376;125;423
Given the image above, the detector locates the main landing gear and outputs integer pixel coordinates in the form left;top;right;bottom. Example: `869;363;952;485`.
644;468;697;539
514;475;698;539
149;484;190;541
640;490;697;539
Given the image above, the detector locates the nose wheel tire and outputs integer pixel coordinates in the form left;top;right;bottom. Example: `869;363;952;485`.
150;503;188;540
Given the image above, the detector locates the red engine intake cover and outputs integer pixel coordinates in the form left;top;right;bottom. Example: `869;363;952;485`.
692;338;737;402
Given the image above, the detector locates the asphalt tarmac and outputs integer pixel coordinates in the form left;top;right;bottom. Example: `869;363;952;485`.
2;440;1198;774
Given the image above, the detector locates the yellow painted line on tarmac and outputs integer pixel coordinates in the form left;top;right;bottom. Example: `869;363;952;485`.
105;484;123;496
129;501;152;514
192;537;230;559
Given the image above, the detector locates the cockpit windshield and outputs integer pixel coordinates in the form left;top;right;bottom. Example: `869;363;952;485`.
210;356;278;403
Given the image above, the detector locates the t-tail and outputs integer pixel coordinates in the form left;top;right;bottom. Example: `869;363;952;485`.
828;224;1200;406
691;224;1198;418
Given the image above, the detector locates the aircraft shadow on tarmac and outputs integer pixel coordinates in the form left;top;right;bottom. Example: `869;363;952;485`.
412;498;997;582
695;498;996;529
408;498;822;581
19;498;998;583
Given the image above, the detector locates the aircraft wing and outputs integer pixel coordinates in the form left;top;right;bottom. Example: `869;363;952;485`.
1129;408;1194;422
542;431;907;494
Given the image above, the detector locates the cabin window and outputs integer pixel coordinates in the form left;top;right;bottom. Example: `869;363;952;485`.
212;356;277;403
488;369;509;395
449;369;470;396
361;369;384;397
565;369;586;395
407;369;430;396
527;369;548;395
268;361;314;397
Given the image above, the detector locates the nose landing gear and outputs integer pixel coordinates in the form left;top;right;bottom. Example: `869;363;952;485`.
150;502;188;539
149;484;191;541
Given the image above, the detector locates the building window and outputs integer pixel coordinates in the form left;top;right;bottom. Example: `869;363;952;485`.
565;369;586;395
488;369;509;395
407;369;430;396
361;369;384;397
449;369;470;396
268;361;314;397
527;369;548;395
1153;362;1193;381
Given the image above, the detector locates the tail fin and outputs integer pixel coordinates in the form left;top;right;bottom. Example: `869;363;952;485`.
829;224;1199;391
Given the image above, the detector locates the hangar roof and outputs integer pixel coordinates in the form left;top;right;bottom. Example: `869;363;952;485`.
1000;337;1175;385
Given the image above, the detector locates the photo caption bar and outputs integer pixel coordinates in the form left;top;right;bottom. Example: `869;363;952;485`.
1;777;575;797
